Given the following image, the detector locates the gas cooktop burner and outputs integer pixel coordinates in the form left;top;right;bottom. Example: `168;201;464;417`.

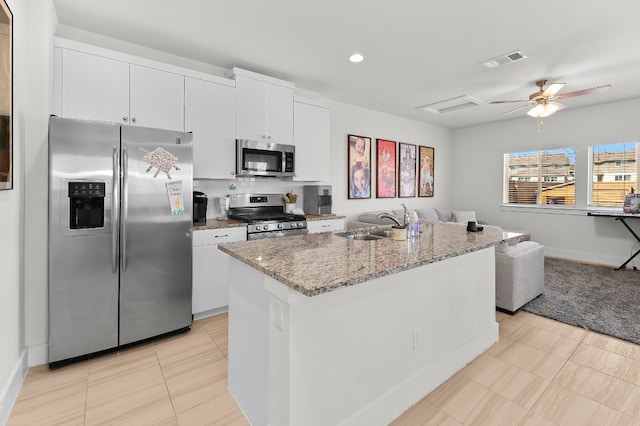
227;193;309;240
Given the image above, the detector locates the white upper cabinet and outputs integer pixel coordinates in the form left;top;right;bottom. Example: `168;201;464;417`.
55;38;186;132
266;83;294;144
61;48;130;125
294;96;331;182
185;76;236;179
129;64;184;131
231;68;294;145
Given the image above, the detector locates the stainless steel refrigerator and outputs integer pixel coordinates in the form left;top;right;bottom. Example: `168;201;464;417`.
48;116;193;366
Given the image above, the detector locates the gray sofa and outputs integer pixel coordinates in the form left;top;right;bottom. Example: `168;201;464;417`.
347;207;487;229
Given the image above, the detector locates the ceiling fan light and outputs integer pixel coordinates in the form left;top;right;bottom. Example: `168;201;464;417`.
349;53;364;63
527;103;559;118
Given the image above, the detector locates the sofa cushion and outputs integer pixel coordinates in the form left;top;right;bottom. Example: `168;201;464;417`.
435;208;453;222
452;210;476;224
416;208;439;221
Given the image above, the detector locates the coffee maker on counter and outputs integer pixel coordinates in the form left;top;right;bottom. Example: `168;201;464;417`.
303;185;332;215
193;191;208;223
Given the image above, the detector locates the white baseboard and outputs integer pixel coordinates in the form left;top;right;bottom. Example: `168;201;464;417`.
193;306;228;321
0;350;28;426
28;343;48;367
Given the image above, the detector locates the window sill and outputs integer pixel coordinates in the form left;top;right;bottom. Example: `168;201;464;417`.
500;204;589;216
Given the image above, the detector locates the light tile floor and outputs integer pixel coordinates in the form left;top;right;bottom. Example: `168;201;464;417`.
8;311;640;425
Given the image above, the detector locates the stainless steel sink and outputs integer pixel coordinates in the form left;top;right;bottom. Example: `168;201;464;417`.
337;229;391;240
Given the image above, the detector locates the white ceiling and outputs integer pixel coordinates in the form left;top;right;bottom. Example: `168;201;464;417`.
53;0;640;129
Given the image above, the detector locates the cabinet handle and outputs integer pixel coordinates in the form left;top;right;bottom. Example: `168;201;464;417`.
214;234;229;238
322;224;331;227
131;117;137;124
122;116;128;122
267;135;271;140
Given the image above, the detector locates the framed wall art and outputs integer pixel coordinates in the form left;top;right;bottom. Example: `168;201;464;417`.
398;142;416;198
0;0;12;190
376;139;396;198
348;134;371;199
418;146;435;197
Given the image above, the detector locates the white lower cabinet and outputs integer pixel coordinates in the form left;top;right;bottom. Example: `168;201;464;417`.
192;227;246;317
307;218;345;233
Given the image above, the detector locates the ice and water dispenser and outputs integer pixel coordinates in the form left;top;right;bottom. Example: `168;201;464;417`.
68;181;105;229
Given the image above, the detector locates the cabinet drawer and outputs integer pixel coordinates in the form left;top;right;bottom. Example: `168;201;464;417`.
193;227;246;246
307;219;345;233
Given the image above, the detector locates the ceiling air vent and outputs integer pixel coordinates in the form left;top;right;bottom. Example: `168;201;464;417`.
417;95;481;115
480;50;527;68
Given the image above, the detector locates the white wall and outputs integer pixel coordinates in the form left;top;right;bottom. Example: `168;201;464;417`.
328;101;453;219
23;0;56;359
0;0;54;420
0;0;25;420
452;98;640;267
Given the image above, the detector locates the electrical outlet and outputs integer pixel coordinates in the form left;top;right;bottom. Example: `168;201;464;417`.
412;328;421;350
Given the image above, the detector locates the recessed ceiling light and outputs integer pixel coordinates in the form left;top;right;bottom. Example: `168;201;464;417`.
349;53;364;63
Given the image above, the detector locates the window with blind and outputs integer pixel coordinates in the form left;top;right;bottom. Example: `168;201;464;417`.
503;148;576;205
590;142;638;207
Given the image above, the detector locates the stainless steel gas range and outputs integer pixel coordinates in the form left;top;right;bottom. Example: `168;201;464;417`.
228;193;308;240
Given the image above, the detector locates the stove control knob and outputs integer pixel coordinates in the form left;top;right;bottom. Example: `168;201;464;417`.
263;224;269;230
297;222;303;227
278;224;283;229
255;225;261;231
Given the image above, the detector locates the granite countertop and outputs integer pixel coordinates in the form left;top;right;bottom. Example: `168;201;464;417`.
305;214;346;221
219;222;519;297
194;214;345;230
193;218;247;230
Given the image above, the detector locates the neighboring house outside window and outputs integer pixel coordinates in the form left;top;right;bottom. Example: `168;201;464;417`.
590;142;638;207
504;148;576;205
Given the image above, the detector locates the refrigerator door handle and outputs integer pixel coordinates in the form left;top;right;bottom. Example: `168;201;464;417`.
112;146;120;273
121;145;128;272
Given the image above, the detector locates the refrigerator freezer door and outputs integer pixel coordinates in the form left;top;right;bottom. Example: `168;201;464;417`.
119;126;193;345
48;117;120;363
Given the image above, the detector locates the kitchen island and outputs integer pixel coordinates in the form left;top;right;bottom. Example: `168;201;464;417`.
219;222;517;426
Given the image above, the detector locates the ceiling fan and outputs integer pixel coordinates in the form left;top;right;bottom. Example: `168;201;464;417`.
490;79;611;118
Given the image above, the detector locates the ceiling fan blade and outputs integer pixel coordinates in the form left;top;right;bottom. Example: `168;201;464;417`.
555;84;611;100
552;101;567;110
542;83;565;97
490;99;529;104
498;104;530;117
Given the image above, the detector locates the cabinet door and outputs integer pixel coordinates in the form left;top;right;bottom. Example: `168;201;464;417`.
61;49;129;124
294;99;330;181
185;77;236;178
192;228;246;315
235;76;268;141
267;84;294;145
307;219;345;233
129;64;184;131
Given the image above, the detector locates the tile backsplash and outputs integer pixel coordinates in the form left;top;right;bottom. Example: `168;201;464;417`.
193;178;309;218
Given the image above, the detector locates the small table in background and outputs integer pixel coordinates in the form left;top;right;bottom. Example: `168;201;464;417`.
588;211;640;270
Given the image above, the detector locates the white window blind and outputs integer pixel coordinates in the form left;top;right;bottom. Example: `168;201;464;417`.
504;148;576;205
591;142;638;207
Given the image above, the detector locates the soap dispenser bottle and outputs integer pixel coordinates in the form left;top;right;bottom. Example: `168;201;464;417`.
410;211;420;238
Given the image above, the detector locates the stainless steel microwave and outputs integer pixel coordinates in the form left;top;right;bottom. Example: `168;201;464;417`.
236;139;295;177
